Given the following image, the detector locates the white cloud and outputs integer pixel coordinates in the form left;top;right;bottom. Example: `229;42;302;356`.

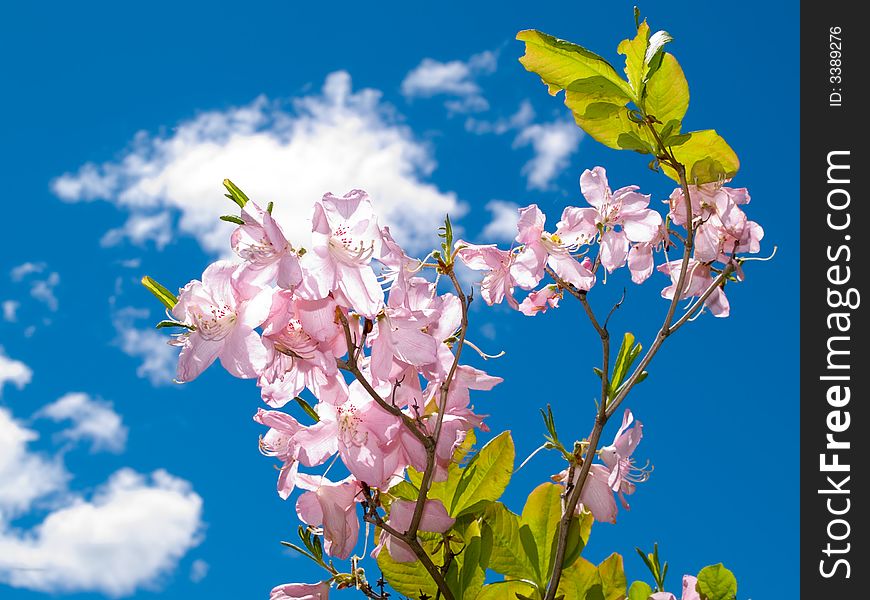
401;51;497;114
36;392;128;453
0;468;203;597
10;262;45;282
0;348;32;396
102;212;173;250
2;300;19;322
465;100;536;135
513;120;583;190
481;200;521;242
189;559;209;583
0;408;68;520
112;307;178;386
52;71;465;255
29;271;60;312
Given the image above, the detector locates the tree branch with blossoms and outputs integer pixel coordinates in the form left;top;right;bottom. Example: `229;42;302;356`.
142;10;761;600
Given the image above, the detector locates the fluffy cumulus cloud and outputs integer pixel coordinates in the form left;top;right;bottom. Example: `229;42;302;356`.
513;120;583;190
111;307;178;386
0;407;203;597
481;200;521;242
401;51;497;113
0;408;68;519
36;392;129;453
2;300;19;322
0;469;203;597
0;348;32;396
52;71;465;255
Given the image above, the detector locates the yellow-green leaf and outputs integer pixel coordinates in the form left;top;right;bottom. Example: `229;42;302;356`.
557;556;602;600
598;553;627;600
141;276;177;310
450;431;514;516
376;543;439;600
517;30;633;99
407;430;476;510
521;483;564;585
696;563;737;600
482;502;537;581
617;20;650;97
628;581;654;600
662;129;740;184
475;580;539;600
448;519;487;600
643;52;689;125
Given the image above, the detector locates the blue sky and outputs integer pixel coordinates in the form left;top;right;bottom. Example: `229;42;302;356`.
0;1;798;598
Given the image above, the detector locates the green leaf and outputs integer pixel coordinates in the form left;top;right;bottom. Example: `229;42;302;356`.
562;510;594;569
448;519;487;600
482;502;538;582
376;543;439;600
662;130;740;184
141;276;177;310
598;553;627;600
521;483;564;585
474;581;539;600
386;480;420;503
293;396;320;423
219;214;245;225
628;581;654;600
450;431;515;516
155;319;193;330
643;52;689;125
617;20;650;97
696;563;737;600
557;557;603;600
610;332;642;398
517;30;634;99
222;178;249;208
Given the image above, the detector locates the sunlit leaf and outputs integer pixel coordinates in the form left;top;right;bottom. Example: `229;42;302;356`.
643;52;689;125
598;553;627;600
376;543;439;600
696;563;737;600
661;130;740;184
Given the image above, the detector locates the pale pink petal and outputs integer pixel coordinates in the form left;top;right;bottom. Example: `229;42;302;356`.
579;167;610;209
705;287;730;318
600;230;629;272
555;207;599;246
580;464;618;523
336;262;383;318
176;334;223;383
516;204;546;245
270;581;330;600
511;243;547;290
622;209;663;243
628;244;654;284
547;253;596;291
219;327;268;378
681;575;701;600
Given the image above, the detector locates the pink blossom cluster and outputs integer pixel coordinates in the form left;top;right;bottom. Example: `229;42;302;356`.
168;189;494;595
163;166;763;597
455;166;764;319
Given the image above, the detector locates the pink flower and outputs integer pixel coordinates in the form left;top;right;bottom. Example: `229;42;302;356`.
295;474;361;560
299;190;385;318
254;408;304;498
372;499;455;562
627;223;668;284
599;409;645;493
658;259;730;318
554;409;646;524
667;182;749;228
258;291;348;407
231;200;303;290
171;260;271;382
514;204;596;293
370;305;438;383
557;167;662;272
519;285;563;316
454;241;524;309
650;575;701;600
270;581;330;600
